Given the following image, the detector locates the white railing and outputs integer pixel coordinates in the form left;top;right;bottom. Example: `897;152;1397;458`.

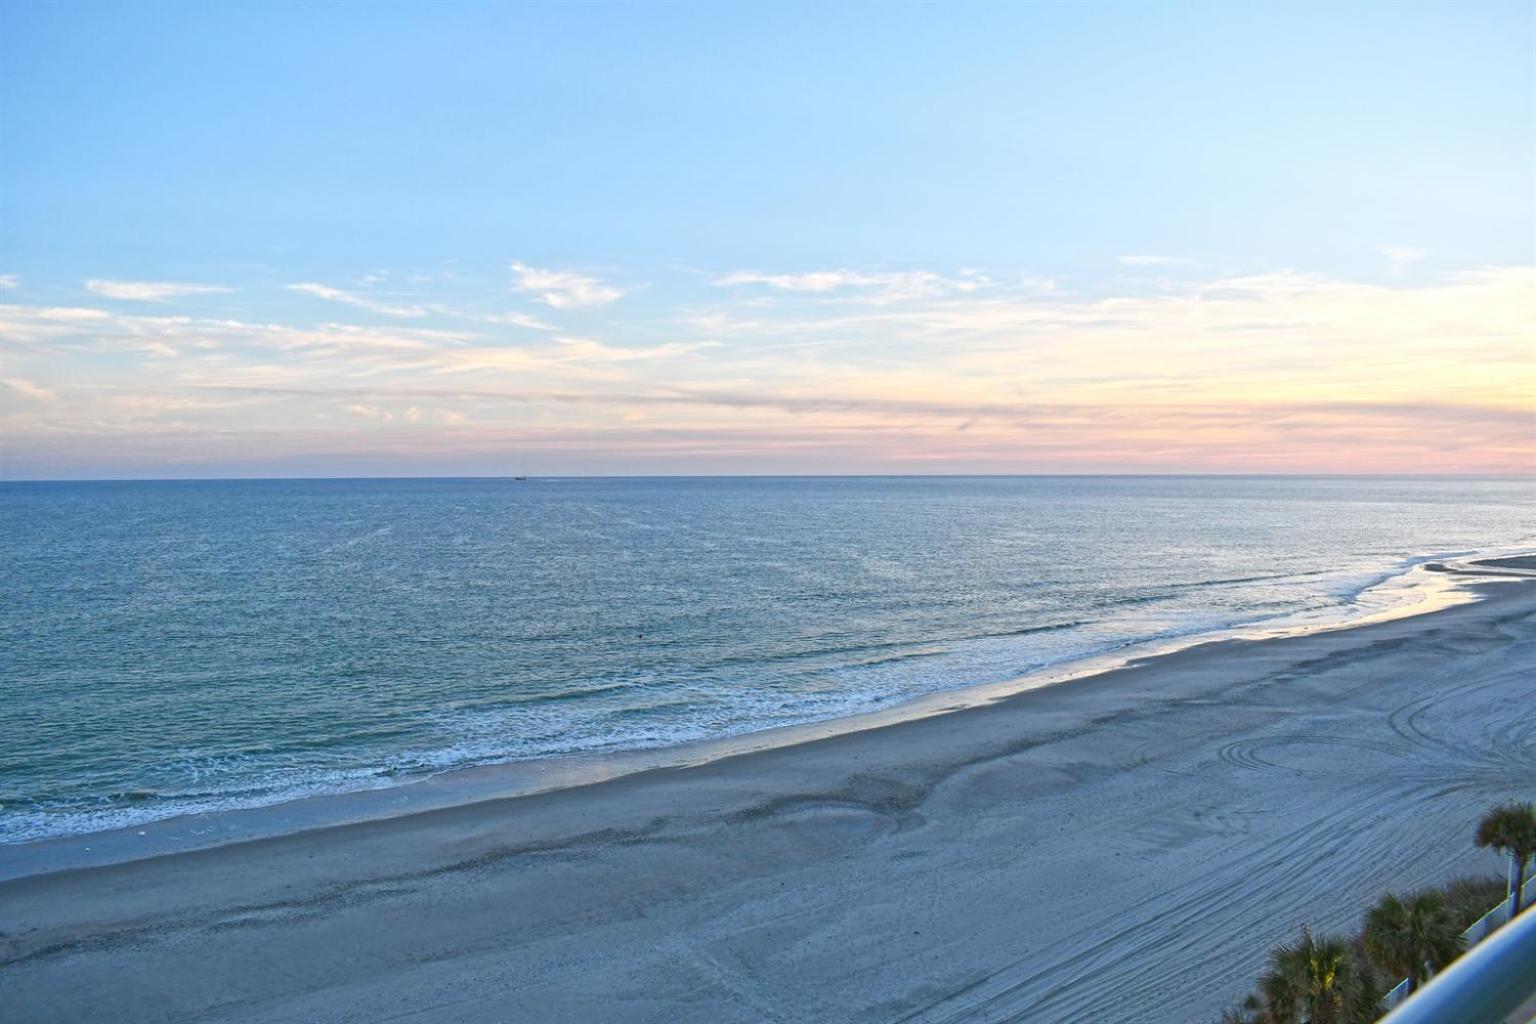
1379;868;1536;1012
1377;903;1536;1024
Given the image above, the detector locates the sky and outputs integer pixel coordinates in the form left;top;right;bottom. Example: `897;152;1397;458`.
0;0;1532;478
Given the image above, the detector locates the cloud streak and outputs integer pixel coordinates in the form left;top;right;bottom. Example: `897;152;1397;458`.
717;268;992;303
285;283;429;318
1;376;57;401
86;279;232;301
2;263;1531;476
1380;245;1427;274
1119;255;1198;268
510;262;623;308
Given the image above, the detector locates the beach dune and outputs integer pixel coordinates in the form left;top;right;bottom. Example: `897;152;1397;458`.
3;582;1534;1024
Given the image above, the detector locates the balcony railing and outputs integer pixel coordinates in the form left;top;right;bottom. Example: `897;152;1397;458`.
1379;871;1536;1011
1376;901;1536;1024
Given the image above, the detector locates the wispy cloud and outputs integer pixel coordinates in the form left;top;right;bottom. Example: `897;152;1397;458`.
551;337;704;363
717;268;991;303
86;279;232;301
510;262;623;308
477;311;557;331
0;274;18;290
345;403;394;422
1380;245;1427;274
719;270;901;291
286;283;428;318
2;263;1532;475
1;376;57;400
1119;255;1198;268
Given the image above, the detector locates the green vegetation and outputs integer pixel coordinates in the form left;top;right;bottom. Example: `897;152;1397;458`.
1474;801;1536;916
1215;801;1530;1024
1263;927;1378;1023
1432;875;1508;929
1361;892;1459;996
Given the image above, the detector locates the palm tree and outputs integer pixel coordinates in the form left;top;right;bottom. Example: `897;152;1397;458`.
1362;891;1462;994
1216;994;1263;1024
1475;801;1536;916
1258;964;1300;1024
1260;928;1375;1024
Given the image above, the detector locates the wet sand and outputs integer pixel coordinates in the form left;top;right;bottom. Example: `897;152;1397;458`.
3;581;1533;1023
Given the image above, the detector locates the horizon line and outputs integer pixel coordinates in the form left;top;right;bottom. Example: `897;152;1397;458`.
4;471;1534;485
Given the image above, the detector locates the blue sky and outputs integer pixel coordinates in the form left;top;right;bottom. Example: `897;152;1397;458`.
0;1;1532;477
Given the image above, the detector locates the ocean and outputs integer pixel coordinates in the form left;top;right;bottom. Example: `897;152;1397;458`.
2;475;1532;844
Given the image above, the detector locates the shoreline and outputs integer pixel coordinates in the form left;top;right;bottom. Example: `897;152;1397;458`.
4;571;1534;1022
2;552;1527;882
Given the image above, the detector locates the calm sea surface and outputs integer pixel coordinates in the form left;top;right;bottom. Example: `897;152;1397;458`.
2;476;1532;842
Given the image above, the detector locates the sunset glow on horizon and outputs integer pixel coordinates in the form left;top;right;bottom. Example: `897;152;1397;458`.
3;260;1531;477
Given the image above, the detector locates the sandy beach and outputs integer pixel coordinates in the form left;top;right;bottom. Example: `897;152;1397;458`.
3;577;1534;1024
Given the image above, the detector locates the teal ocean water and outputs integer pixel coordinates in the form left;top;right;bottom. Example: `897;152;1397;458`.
2;476;1532;843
